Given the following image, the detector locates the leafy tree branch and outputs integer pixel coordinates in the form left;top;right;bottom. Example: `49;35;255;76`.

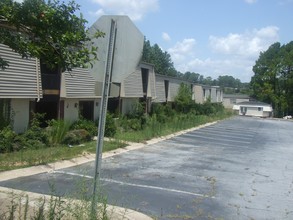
0;0;104;71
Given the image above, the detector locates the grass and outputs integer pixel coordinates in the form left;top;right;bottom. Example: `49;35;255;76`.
115;112;232;142
0;140;126;172
0;111;233;172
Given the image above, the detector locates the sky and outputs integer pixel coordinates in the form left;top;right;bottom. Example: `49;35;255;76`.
18;0;293;82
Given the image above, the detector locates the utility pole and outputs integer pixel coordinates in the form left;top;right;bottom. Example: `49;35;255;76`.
91;19;116;219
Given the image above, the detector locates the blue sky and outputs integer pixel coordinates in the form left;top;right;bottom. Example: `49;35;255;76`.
42;0;293;82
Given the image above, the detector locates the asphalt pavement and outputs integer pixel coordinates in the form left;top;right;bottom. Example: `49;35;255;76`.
1;116;293;219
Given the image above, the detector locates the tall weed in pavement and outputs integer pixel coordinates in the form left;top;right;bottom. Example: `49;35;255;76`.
0;183;109;220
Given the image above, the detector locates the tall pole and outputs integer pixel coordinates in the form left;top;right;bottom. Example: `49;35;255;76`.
91;19;116;218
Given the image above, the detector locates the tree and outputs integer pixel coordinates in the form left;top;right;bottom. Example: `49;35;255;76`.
142;39;177;76
0;0;104;71
174;83;193;113
251;41;293;117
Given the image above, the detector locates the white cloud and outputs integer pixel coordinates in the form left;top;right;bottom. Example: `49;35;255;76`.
89;9;105;18
162;32;171;42
166;26;280;82
209;26;279;59
244;0;258;4
91;0;159;21
168;38;196;62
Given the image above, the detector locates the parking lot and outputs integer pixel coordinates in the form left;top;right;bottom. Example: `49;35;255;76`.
1;116;293;219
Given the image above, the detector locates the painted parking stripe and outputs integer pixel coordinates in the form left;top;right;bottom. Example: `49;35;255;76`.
187;130;253;140
206;125;257;133
180;133;251;144
168;137;246;148
52;170;215;199
201;126;255;136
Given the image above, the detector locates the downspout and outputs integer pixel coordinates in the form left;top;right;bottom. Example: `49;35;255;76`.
35;58;41;102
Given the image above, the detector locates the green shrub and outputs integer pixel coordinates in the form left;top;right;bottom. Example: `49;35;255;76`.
104;113;117;137
12;113;49;150
47;119;71;146
118;117;143;131
63;129;91;145
0;126;16;153
71;119;97;137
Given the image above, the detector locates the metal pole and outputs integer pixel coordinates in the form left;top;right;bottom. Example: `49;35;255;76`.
91;19;116;218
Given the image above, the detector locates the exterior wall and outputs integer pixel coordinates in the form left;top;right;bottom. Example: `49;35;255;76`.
168;78;182;102
11;99;30;133
216;89;223;103
233;103;273;117
88;15;144;83
0;44;42;99
61;68;97;98
63;99;79;123
121;98;139;115
154;75;167;103
122;70;143;98
211;87;217;103
194;85;204;104
154;74;192;103
63;98;101;123
245;107;263;117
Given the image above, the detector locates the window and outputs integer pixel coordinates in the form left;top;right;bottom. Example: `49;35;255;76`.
141;68;149;96
164;80;169;101
258;107;263;111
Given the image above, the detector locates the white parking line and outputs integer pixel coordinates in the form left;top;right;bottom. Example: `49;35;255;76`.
202;126;255;136
180;133;251;144
52;170;215;199
187;130;253;140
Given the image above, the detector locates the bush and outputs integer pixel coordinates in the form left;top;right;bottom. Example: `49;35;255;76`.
47;119;71;146
9;113;49;151
104;113;117;137
71;119;97;137
151;103;175;123
63;129;91;145
0;126;16;153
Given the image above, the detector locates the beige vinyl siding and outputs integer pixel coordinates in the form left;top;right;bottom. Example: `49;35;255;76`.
154;75;166;103
169;78;183;102
122;70;143;97
62;68;97;98
194;85;204;104
0;44;42;99
211;87;217;103
148;68;156;99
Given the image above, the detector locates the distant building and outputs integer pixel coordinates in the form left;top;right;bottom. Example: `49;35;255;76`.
193;85;223;104
223;94;250;109
233;101;273;117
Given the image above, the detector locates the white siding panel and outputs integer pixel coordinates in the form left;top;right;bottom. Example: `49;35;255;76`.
155;75;166;103
63;68;97;98
123;70;143;97
0;44;42;98
169;80;180;102
148;69;156;98
211;87;217;103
